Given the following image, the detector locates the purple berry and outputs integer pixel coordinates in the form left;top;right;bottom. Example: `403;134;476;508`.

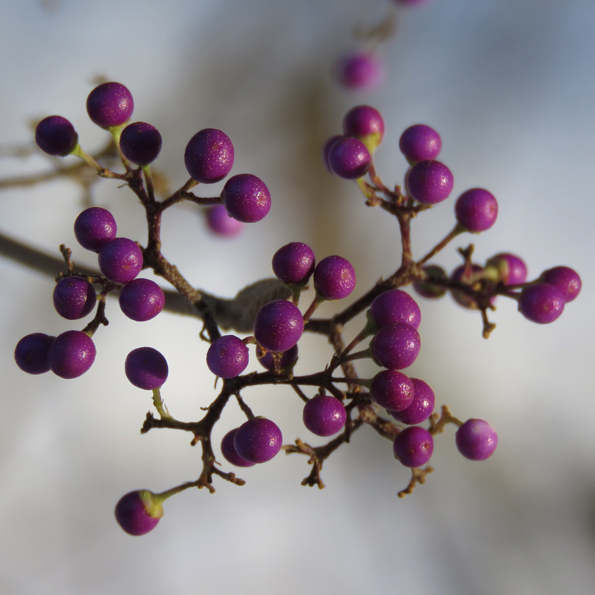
206;204;244;237
125;347;169;389
74;207;118;252
455;188;498;233
342;105;385;146
322;135;344;173
253;300;304;353
327;137;371;180
335;51;385;91
220;174;271;223
455;418;498;461
272;242;316;286
53;277;96;320
487;253;528;286
370;322;421;370
221;428;256;467
370;289;421;330
233;417;283;464
450;264;484;309
114;490;163;536
48;330;96;379
313;255;356;300
393;426;433;468
518;283;565;324
35;115;77;156
413;265;448;299
119;122;162;165
303;395;347;436
86;82;134;128
390;378;435;425
370;369;415;412
206;335;249;378
399;124;441;163
406;160;454;205
118;278;165;322
14;333;55;375
98;237;143;284
258;344;299;372
542;266;581;303
184;128;234;184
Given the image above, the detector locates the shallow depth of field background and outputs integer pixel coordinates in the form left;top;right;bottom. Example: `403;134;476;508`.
1;1;594;594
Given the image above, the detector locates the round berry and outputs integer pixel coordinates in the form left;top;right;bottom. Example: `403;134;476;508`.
206;335;249;378
327;137;371;180
118;278;165;322
14;333;55;375
98;237;143;284
221;174;271;223
487;253;528;286
390;378;435;425
455;419;498;461
455;188;498;233
518;283;565;324
313;255;356;300
114;490;163;536
86;82;134;128
413;265;448;299
399;124;441;163
370;322;421;370
233;417;283;464
53;277;96;320
206;204;244;237
48;330;96;379
272;242;316;286
184;128;234;184
335;51;385;91
370;369;415;412
393;426;433;468
125;347;168;389
119;122;162;165
342;105;385;146
221;429;256;467
35;115;77;156
542;266;581;303
74;207;118;252
406;160;454;205
253;300;304;353
369;289;421;330
303;395;347;436
258;344;299;372
322;135;344;173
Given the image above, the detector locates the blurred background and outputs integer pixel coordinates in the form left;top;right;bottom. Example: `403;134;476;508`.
1;1;594;593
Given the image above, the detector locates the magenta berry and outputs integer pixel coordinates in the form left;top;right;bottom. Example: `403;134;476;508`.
406;160;454;205
399;124;441;163
14;333;55;375
35;115;77;156
53;277;96;320
118;278;165;322
370;369;415;412
413;265;448;299
98;237;143;284
487;253;528;286
48;330;96;379
74;207;118;252
455;188;498;232
322;135;344;173
86;82;134;128
327;137;371;180
370;322;421;370
390;378;435;425
233;417;283;464
206;335;249;378
258;344;298;372
393;426;433;468
313;255;356;300
342;105;385;146
370;289;421;330
119;122;162;165
456;419;498;461
125;347;169;389
272;242;316;286
114;490;163;536
184;128;234;184
303;395;347;437
221;173;271;223
253;300;304;353
542;266;581;303
221;429;256;467
206;204;244;237
518;283;565;324
335;51;385;91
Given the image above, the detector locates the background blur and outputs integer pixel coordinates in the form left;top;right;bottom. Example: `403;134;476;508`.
1;1;594;594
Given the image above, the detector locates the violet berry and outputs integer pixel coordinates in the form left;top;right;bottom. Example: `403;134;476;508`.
455;419;498;461
303;395;347;437
35;115;78;156
125;347;169;389
322;135;344;173
253;300;304;353
542;266;581;303
370;289;422;330
272;242;316;286
486;253;528;286
335;51;385;91
221;174;271;223
399;124;441;164
98;237;143;284
118;278;165;322
342;105;385;150
233;417;283;464
14;333;55;375
74;207;117;252
184;128;234;184
221;429;256;467
48;330;96;379
455;188;498;233
413;265;448;299
206;205;244;237
406;160;454;205
370;369;415;412
119;122;162;165
86;82;134;128
393;426;434;468
114;490;163;536
206;335;249;379
313;255;356;300
53;277;96;320
327;137;371;180
518;283;565;324
390;378;435;425
370;322;421;370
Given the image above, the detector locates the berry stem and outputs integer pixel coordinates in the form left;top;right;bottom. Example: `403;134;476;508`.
152;388;173;420
418;223;465;266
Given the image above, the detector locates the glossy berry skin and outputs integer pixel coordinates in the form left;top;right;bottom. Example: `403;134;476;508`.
313;255;356;300
119;122;162;165
455;188;498;232
487;253;527;286
258;344;298;372
98;238;143;284
406;160;454;205
206;335;249;378
322;135;344;173
370;369;415;412
253;300;304;353
221;174;271;223
456;419;498;461
86;82;134;128
221;429;256;467
272;242;316;286
125;347;169;389
14;333;55;375
35;115;77;156
114;490;163;536
370;289;421;330
48;330;96;379
370;322;421;370
336;51;385;91
233;417;283;464
118;278;165;322
74;207;117;252
53;277;96;320
303;395;347;436
518;283;565;324
399;124;441;163
184;128;234;184
542;266;581;303
390;378;435;425
342;105;385;145
327;137;371;180
393;426;433;468
206;204;244;237
413;265;448;299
